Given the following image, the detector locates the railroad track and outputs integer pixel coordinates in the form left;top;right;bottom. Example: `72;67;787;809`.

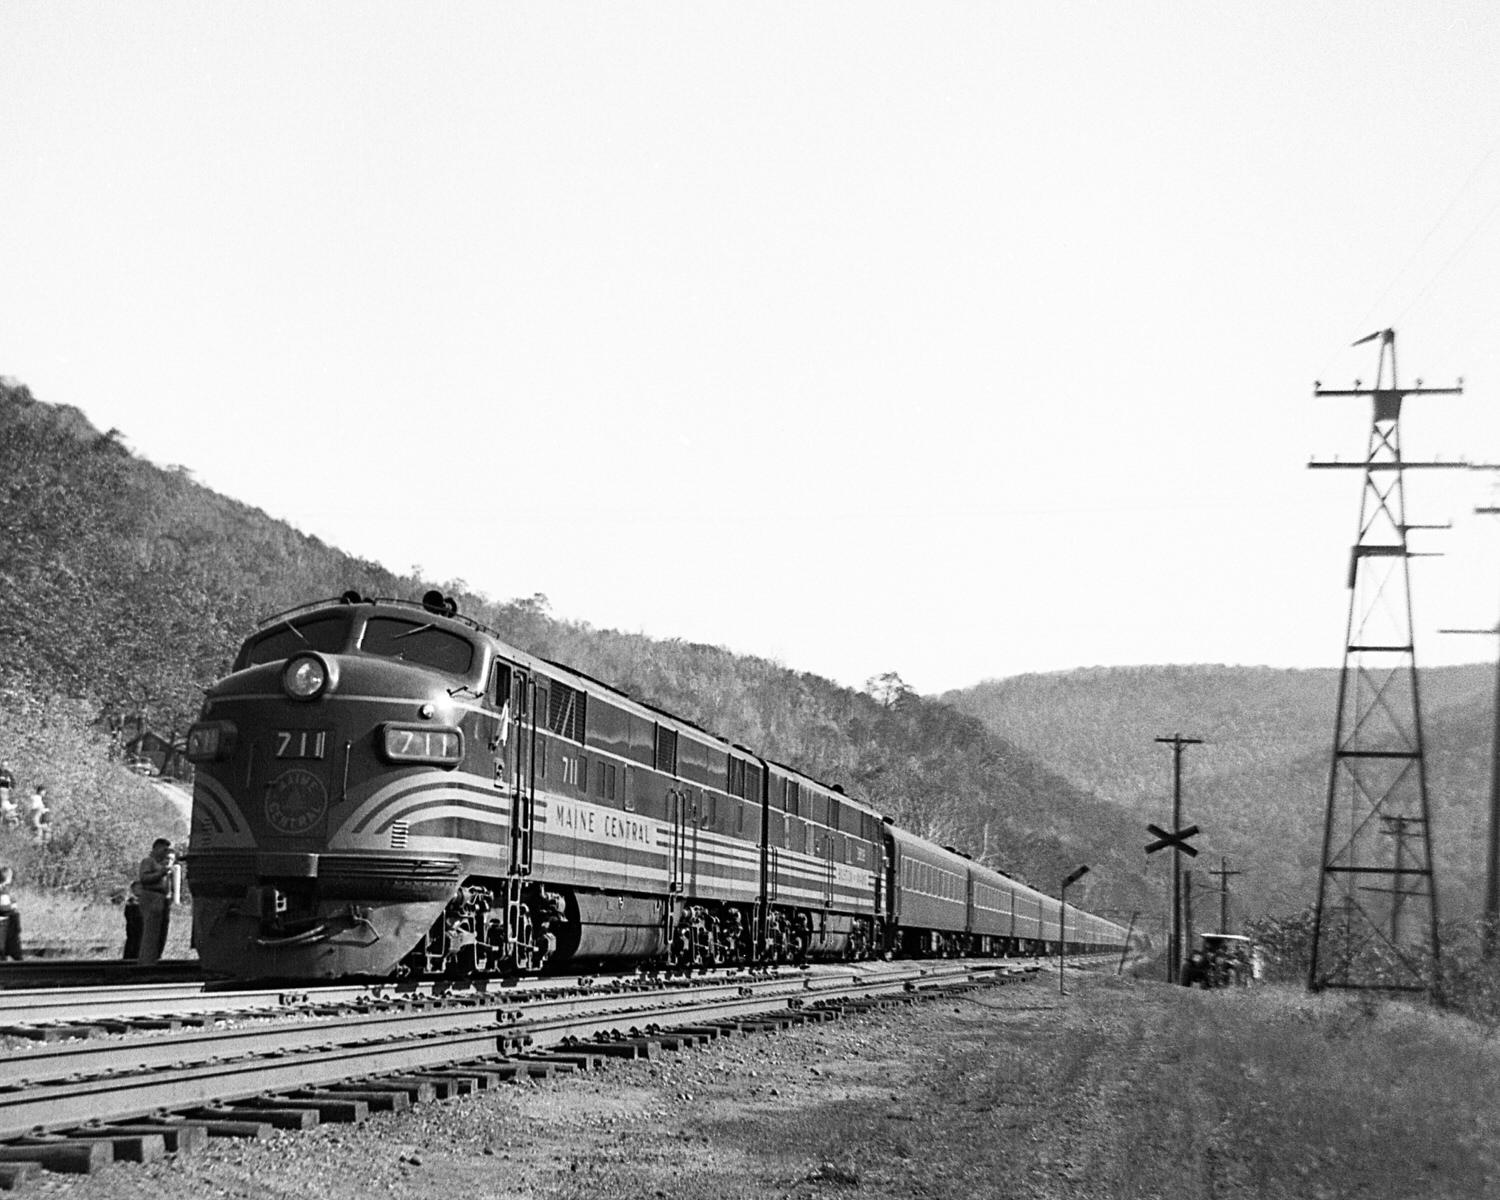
0;966;672;1032
0;957;1071;1186
0;951;1115;1035
0;959;841;1036
0;959;204;991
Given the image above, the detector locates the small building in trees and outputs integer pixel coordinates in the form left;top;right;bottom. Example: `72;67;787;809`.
123;729;187;779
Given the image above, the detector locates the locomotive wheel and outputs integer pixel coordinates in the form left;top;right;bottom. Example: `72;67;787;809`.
703;911;726;968
454;941;489;977
667;913;698;972
762;913;785;963
509;906;539;974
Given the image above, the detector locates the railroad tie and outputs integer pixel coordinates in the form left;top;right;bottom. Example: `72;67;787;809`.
288;1087;410;1114
242;1095;369;1123
585;1039;661;1061
0;1140;113;1174
184;1105;319;1131
517;1051;604;1070
11;1131;165;1165
420;1066;508;1091
0;1024;108;1042
152;1115;273;1140
668;1024;733;1041
480;1061;554;1081
91;1017;183;1034
0;1160;42;1190
654;1031;711;1051
344;1078;436;1104
377;1075;469;1100
399;1072;483;1095
68;1123;209;1155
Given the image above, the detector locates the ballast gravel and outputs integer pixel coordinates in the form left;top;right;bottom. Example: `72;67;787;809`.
24;969;1425;1200
19;975;1107;1199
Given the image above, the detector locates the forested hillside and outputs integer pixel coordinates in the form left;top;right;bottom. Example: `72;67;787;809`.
944;664;1495;925
0;379;1151;916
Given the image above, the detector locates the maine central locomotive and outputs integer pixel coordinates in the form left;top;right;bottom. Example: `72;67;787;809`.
185;592;1129;980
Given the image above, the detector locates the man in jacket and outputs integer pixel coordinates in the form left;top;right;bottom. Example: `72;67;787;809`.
136;839;174;963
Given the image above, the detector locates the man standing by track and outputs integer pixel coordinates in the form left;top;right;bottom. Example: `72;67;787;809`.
0;865;20;960
135;838;174;963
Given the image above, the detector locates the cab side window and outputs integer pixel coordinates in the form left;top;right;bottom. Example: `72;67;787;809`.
491;663;513;708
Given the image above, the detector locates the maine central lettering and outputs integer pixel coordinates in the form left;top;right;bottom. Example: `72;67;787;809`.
549;798;655;848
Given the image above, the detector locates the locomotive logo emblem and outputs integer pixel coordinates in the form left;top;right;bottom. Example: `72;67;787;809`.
264;768;328;836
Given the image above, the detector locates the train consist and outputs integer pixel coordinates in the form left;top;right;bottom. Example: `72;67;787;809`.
185;592;1131;980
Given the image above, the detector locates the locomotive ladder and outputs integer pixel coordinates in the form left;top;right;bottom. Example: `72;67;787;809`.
506;673;537;966
824;837;835;909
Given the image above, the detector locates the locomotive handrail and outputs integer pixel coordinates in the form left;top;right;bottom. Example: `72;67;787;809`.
252;595;505;641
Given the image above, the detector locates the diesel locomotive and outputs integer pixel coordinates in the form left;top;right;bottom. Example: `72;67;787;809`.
184;592;1130;980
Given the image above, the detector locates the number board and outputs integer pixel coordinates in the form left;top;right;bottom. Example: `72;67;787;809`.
275;730;329;760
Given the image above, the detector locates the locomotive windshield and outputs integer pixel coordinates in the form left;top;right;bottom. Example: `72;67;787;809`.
237;613;350;668
360;616;475;676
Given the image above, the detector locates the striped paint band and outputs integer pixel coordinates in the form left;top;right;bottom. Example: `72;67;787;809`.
192;775;250;838
343;769;501;833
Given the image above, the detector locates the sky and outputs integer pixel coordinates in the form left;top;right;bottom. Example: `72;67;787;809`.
4;3;1500;696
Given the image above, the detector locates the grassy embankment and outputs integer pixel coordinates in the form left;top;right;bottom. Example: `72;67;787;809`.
573;972;1500;1200
1;695;192;959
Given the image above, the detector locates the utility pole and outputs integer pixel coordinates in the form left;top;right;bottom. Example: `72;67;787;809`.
1060;865;1090;996
1183;868;1195;963
1380;816;1420;944
1155;734;1202;984
1207;857;1242;934
1441;494;1500;957
1116;910;1140;976
1307;329;1460;997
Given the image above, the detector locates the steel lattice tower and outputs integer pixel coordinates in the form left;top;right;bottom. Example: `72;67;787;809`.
1307;329;1462;996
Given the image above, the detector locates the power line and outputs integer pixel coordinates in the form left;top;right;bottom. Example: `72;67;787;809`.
1346;130;1500;340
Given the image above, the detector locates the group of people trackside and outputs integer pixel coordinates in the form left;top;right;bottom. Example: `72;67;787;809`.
0;761;52;844
0;839;177;965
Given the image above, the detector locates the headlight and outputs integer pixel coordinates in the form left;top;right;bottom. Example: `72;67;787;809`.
283;654;329;700
380;723;463;765
186;721;237;762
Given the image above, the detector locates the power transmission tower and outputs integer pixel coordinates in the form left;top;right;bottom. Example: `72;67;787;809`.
1306;329;1463;997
